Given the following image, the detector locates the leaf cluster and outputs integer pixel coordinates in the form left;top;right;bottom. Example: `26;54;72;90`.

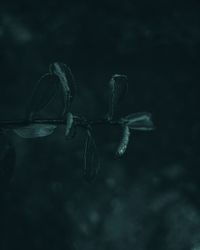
1;62;154;183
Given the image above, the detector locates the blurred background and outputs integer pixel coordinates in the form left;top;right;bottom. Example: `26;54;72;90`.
0;0;200;249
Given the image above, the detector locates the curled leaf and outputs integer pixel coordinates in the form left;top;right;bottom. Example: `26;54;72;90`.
83;130;100;183
121;112;154;130
14;124;57;138
108;74;128;119
26;73;59;120
65;112;74;138
49;62;76;115
116;126;130;157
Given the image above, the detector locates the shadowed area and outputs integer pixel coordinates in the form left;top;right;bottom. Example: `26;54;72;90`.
0;0;200;249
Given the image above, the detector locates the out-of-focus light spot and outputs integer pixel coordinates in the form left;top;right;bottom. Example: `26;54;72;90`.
89;210;100;224
2;14;32;44
106;177;116;188
192;246;200;250
111;198;124;213
79;223;89;235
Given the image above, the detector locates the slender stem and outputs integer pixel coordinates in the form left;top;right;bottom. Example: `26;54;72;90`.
0;117;121;129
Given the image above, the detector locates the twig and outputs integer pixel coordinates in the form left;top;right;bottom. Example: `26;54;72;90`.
0;118;121;130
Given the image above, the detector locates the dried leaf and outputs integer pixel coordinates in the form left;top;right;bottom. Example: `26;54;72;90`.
116;126;130;157
49;62;76;115
108;74;128;119
65;112;74;138
83;130;100;182
14;124;57;138
121;112;154;130
26;73;59;120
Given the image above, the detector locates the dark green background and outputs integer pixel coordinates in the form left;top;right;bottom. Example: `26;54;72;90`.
0;0;200;249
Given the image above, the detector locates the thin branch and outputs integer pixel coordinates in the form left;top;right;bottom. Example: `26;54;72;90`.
0;117;121;130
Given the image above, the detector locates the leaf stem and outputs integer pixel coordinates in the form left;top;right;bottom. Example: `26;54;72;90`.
0;118;121;130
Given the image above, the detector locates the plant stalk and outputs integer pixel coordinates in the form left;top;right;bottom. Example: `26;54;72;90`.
0;118;121;130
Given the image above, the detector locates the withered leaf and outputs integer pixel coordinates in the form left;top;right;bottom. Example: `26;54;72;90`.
14;124;57;138
83;130;100;182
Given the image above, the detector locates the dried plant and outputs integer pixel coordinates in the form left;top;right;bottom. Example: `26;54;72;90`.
0;62;154;183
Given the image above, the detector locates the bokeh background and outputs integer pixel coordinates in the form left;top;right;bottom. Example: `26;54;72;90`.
1;0;200;249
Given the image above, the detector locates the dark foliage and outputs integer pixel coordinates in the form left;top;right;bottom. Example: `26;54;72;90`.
0;0;200;249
